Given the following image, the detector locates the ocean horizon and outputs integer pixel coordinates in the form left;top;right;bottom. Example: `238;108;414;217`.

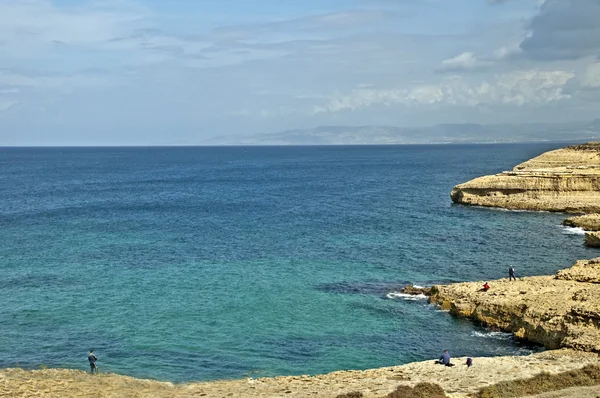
0;143;593;383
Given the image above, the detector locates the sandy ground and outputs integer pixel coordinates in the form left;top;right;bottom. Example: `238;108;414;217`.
1;349;599;398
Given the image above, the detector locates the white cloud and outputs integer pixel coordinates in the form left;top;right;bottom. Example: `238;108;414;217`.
314;69;575;113
581;62;600;89
491;43;522;60
437;41;523;73
438;52;488;72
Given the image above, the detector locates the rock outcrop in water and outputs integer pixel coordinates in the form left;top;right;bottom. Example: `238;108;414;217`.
400;285;432;296
563;214;600;247
563;214;600;231
450;142;600;213
585;232;600;247
429;258;600;353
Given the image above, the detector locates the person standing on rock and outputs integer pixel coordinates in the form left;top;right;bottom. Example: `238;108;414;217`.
508;266;516;281
88;349;98;374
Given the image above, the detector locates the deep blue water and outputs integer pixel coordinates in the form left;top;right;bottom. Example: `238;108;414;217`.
0;144;593;382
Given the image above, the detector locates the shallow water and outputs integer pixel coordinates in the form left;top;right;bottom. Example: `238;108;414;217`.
0;144;593;382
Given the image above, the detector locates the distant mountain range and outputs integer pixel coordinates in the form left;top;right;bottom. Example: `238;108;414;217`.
209;119;600;145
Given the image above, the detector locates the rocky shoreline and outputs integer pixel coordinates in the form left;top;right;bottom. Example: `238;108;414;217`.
428;258;600;353
4;142;600;397
442;142;600;354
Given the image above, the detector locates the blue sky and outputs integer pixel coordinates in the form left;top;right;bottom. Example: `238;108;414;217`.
1;0;600;145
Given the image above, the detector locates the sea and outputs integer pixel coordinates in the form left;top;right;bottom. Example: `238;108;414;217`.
0;143;594;383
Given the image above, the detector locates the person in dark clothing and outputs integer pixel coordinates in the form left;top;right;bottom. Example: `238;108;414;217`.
508;266;517;281
88;349;98;374
438;350;453;366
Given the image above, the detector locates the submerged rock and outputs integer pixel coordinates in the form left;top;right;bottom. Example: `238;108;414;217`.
401;285;432;296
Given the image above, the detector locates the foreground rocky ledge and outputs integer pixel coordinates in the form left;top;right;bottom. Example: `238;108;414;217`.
450;142;600;213
2;350;599;398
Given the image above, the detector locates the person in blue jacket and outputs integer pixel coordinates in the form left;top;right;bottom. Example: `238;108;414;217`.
438;350;453;366
88;349;98;374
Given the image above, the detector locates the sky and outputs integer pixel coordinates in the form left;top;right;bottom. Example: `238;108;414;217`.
1;0;600;145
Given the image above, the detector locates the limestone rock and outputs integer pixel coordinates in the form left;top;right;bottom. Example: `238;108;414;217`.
584;232;600;247
429;258;600;353
556;258;600;282
563;213;600;231
450;142;600;213
401;285;432;296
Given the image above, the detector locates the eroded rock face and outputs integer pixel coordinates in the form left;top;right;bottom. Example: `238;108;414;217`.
563;213;600;231
556;258;600;282
450;143;600;212
429;259;600;352
585;232;600;247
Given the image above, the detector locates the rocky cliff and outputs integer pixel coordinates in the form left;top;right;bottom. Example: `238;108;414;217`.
429;258;600;353
450;142;600;212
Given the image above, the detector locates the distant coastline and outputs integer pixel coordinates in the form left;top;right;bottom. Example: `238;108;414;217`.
205;119;600;146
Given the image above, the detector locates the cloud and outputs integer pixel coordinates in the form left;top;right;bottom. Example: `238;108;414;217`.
314;69;575;113
581;62;600;89
0;68;117;90
1;0;599;144
491;43;522;60
520;0;600;60
211;11;384;41
437;52;490;72
437;41;523;74
0;99;19;112
0;0;148;48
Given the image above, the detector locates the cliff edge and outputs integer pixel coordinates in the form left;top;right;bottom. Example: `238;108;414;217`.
429;258;600;353
450;142;600;212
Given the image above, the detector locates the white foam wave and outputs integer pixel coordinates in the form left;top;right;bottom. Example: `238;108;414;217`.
485;207;537;213
412;285;425;289
386;292;428;301
470;331;513;340
561;226;586;235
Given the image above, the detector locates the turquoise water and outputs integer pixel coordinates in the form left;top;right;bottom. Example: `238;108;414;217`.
0;144;593;382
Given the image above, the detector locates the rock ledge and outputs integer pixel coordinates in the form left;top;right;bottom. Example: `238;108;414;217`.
450;142;600;213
